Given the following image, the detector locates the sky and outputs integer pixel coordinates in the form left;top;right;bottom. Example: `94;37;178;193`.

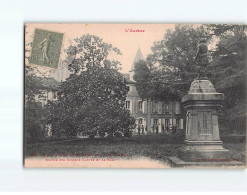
26;24;175;74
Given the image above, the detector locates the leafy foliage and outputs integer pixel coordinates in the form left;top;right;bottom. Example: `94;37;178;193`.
133;60;152;100
134;24;246;135
207;25;247;134
25;66;52;143
25;66;43;102
48;34;135;138
134;25;211;101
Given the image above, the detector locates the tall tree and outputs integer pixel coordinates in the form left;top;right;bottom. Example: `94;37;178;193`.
133;60;152;100
25;66;52;143
134;25;211;102
48;34;135;138
134;24;246;135
207;24;247;134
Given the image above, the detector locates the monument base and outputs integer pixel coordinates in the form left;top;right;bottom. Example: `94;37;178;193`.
178;140;230;161
167;140;244;168
170;78;243;167
167;156;243;168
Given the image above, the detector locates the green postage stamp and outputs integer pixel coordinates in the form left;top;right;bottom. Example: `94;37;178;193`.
30;29;64;69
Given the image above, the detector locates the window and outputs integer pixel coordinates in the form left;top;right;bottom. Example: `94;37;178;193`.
125;101;130;109
158;102;162;114
165;119;169;127
169;102;173;114
152;102;158;113
138;101;143;110
127;86;130;92
175;102;181;114
164;103;169;113
176;119;180;128
154;119;158;125
138;118;143;125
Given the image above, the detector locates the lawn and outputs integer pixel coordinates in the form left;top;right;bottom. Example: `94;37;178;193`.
25;134;183;162
25;134;246;163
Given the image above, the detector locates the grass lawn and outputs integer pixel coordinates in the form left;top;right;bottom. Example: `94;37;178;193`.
25;134;183;162
25;134;246;163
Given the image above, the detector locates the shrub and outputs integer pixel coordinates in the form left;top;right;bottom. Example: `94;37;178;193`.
124;131;133;138
114;131;123;138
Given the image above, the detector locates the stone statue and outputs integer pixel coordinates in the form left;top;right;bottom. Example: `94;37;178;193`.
194;38;208;79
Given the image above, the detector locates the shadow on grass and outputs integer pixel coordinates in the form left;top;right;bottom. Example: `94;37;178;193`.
25;134;183;162
25;134;246;163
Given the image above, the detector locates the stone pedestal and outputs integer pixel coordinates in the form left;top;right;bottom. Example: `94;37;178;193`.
179;79;229;161
168;79;242;167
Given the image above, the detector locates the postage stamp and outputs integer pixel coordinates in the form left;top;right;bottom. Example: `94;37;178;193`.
29;29;63;69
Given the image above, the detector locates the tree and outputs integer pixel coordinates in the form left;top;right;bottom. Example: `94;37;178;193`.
25;66;51;143
48;34;135;138
208;25;246;91
24;32;58;143
207;25;247;135
133;60;152;100
25;66;43;102
133;25;211;132
134;24;246;135
134;25;211;102
25;101;50;143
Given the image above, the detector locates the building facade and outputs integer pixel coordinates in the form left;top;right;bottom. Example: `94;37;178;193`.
124;49;184;134
37;47;184;135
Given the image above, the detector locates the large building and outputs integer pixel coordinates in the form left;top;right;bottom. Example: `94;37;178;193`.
124;49;184;134
39;47;184;135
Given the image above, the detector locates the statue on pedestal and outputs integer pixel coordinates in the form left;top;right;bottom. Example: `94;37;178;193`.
194;38;208;79
167;37;243;167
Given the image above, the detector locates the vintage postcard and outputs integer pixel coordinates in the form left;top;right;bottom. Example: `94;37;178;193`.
24;23;246;168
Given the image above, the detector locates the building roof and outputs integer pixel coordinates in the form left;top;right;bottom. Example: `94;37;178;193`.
123;73;136;84
39;77;60;90
130;48;144;72
126;79;136;84
129;48;144;81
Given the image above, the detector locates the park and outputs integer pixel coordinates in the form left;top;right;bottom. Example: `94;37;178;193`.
24;24;246;168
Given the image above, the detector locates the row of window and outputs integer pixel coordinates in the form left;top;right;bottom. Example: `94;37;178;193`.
134;117;184;130
125;100;181;114
125;100;143;110
152;102;180;114
137;118;180;127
